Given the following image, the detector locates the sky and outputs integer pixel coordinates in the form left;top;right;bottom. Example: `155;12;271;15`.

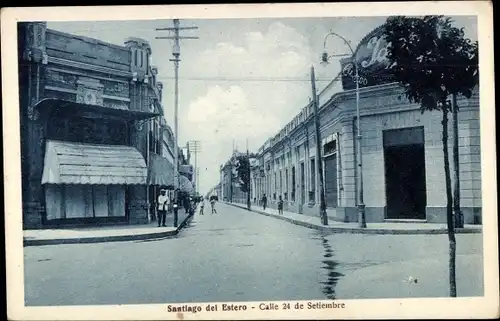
48;16;477;196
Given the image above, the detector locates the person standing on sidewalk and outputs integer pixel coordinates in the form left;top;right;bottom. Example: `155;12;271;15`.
157;189;169;227
277;195;284;215
210;196;217;214
262;193;268;211
199;198;205;215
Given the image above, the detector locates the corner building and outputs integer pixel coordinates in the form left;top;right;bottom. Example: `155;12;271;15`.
253;25;481;224
18;22;175;229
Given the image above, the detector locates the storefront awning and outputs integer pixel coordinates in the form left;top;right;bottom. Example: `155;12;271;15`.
147;153;175;188
42;140;147;185
179;175;195;194
179;164;193;175
34;98;160;121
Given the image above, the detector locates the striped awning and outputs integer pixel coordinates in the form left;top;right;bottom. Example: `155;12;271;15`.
147;153;175;187
179;175;194;194
41;140;147;185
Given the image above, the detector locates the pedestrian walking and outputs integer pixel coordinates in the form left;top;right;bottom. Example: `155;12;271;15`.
199;198;205;215
277;195;284;215
184;196;190;214
262;193;268;211
210;196;217;214
157;189;169;227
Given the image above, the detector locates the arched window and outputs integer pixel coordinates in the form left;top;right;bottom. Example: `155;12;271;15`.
134;49;138;66
140;51;144;68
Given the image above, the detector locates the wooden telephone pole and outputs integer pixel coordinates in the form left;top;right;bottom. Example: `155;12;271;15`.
156;19;198;196
311;66;328;226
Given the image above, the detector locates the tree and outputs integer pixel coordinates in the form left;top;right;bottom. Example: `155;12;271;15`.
383;15;478;297
235;154;250;195
235;153;257;210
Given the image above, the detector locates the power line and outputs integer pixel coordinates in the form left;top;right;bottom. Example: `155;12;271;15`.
155;76;337;82
155;19;199;197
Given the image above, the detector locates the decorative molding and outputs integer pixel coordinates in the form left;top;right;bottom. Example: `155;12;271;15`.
102;80;129;98
24;22;48;64
48;56;133;78
28;97;40;120
46;67;129;84
45;85;131;103
76;77;104;106
103;100;129;110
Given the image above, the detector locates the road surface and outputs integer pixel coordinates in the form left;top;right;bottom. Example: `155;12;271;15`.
24;203;483;305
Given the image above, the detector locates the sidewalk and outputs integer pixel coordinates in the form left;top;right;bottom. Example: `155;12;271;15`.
23;210;194;247
227;202;482;235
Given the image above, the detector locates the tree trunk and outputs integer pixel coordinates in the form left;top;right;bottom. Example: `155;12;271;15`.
452;94;463;228
442;107;457;297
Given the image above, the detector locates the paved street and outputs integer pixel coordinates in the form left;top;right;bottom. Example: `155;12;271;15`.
24;203;483;306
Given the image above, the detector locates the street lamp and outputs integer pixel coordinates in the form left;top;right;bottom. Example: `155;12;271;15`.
322;30;367;228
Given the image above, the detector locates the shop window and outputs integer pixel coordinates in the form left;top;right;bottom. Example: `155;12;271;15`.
45;185;126;220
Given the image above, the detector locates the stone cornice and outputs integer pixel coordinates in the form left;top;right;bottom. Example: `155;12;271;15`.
47;28;129;52
48;56;133;78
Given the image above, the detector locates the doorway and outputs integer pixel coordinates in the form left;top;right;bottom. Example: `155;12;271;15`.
383;127;427;220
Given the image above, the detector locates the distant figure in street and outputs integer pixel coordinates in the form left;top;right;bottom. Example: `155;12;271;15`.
199;198;205;215
210;196;217;214
277;195;284;215
262;194;268;211
184;196;190;214
157;189;169;227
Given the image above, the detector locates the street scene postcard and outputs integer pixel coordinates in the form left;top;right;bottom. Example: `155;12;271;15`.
2;2;499;320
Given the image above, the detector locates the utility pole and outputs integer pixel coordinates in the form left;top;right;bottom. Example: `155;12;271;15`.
311;66;328;226
156;19;198;207
187;140;202;195
246;138;251;210
230;139;235;203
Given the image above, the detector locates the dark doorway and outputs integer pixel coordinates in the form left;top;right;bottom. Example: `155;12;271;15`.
384;127;427;220
324;141;338;208
300;162;305;205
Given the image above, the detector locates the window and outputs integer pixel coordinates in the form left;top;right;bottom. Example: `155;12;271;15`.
274;173;277;199
285;168;289;200
134;49;138;66
310;158;316;191
291;166;296;202
324;140;337;156
279;170;283;196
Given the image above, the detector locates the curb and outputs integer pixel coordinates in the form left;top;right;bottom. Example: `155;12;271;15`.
23;213;195;247
226;202;482;235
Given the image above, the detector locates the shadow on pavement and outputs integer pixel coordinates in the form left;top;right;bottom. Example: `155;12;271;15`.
133;213;196;243
311;231;344;300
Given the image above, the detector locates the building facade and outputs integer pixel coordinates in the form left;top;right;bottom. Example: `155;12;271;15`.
18;22;186;229
251;25;481;224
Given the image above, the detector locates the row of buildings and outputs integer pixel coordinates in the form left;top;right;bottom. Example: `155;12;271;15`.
19;22;194;229
218;24;482;224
